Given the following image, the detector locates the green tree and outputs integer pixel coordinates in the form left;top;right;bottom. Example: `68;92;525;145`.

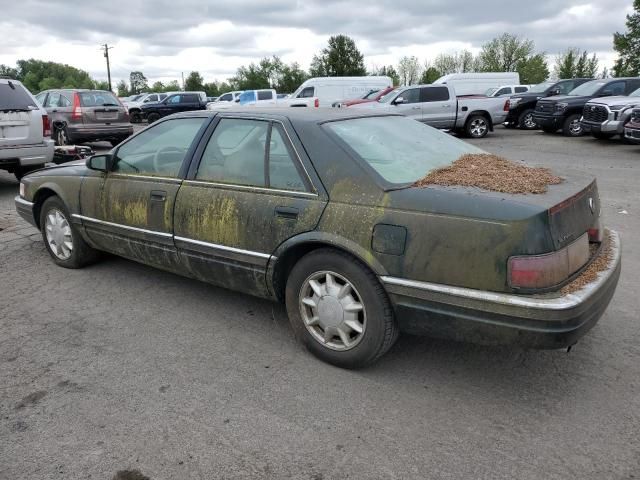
276;62;308;93
613;0;640;77
516;54;549;84
129;71;148;94
116;80;129;96
397;56;422;85
479;33;534;72
0;64;19;78
309;35;367;77
184;71;205;91
93;80;110;91
420;67;442;84
165;80;181;92
150;81;165;92
12;59;94;93
554;48;598;79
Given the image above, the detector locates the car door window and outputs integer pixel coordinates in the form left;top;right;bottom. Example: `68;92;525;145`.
59;94;71;107
257;90;272;101
45;93;62;108
147;95;158;102
557;82;574;95
268;125;307;191
113;117;206;177
399;88;421;103
602;82;625;96
168;95;181;104
219;93;232;101
35;92;47;106
496;87;512;96
298;87;315;98
420;86;450;102
514;86;528;93
196;118;269;187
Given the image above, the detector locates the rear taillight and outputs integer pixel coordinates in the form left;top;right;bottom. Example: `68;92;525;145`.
42;114;51;137
508;233;590;290
503;100;510;111
314;98;319;108
71;92;82;120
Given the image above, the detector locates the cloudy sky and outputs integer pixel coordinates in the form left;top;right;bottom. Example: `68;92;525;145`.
0;0;633;85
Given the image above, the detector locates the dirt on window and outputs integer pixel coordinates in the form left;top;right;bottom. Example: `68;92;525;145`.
413;153;563;194
560;231;613;295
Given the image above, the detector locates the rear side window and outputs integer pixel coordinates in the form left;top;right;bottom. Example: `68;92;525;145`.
257;90;272;101
298;87;315;98
79;91;120;107
268;125;306;191
421;87;450;102
495;87;512;96
602;81;626;96
514;86;528;93
0;82;37;110
183;94;198;103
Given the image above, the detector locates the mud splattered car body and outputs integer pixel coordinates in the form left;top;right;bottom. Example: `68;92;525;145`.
15;109;621;367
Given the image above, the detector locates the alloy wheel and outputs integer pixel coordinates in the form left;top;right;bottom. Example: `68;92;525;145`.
570;119;582;135
523;113;537;129
299;271;366;351
44;208;73;260
469;118;488;137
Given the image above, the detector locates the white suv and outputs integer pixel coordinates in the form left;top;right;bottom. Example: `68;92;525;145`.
1;78;54;180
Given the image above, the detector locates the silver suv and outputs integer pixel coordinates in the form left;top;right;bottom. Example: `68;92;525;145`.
0;78;54;180
36;89;133;147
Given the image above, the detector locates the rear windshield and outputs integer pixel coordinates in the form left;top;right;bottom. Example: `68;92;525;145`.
78;91;120;107
0;82;37;111
325;116;483;185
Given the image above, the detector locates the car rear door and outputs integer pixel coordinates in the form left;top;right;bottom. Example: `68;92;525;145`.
420;86;454;128
78;116;209;269
173;116;327;297
0;81;41;149
78;91;128;126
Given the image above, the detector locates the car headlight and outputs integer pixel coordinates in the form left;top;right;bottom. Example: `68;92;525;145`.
19;182;25;198
609;104;627;111
509;98;522;108
555;102;569;113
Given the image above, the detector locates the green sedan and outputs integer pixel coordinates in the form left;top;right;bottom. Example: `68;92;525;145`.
15;109;621;368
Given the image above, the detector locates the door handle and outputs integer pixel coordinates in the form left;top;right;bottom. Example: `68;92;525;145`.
150;190;167;202
442;104;451;108
411;106;421;110
275;206;299;219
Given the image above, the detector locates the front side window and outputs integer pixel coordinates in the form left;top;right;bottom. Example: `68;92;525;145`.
496;87;512;96
219;93;232;102
35;92;47;106
298;87;315;98
113;118;206;177
325;116;482;185
398;88;420;104
602;81;626;96
168;95;181;104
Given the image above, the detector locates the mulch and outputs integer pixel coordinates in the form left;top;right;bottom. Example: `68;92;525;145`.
560;231;613;295
413;153;563;194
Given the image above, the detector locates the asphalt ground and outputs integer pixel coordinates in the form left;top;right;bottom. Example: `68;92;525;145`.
1;126;638;479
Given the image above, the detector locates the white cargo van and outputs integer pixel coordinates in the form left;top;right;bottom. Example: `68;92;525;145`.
284;76;393;107
434;73;520;96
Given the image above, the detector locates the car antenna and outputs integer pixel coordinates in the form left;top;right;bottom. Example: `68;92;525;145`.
8;80;15;90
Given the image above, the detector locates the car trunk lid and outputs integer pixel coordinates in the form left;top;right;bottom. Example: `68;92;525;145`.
77;91;128;125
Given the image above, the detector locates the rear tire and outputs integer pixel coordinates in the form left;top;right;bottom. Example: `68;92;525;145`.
518;109;538;130
129;111;142;123
147;112;160;124
39;196;100;269
285;248;398;369
465;114;490;138
562;114;584;137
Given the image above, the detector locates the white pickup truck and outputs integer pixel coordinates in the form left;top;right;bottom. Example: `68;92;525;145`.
207;89;279;110
349;84;509;138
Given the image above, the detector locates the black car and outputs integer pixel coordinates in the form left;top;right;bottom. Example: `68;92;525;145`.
504;79;592;130
141;91;207;123
533;78;640;136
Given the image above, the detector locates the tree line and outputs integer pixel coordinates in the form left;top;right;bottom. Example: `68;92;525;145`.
2;1;639;97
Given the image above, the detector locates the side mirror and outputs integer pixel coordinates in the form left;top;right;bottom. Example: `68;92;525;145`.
86;154;112;172
549;89;560;96
393;96;406;105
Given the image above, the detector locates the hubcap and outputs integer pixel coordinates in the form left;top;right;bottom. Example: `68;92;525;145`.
570;119;582;135
470;118;487;137
45;209;73;260
299;271;366;351
523;113;536;129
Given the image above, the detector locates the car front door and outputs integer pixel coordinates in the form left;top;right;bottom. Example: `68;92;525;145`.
78;116;209;269
173;116;328;297
419;86;455;128
392;88;423;121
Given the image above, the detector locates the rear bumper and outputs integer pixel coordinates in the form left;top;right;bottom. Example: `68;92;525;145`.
67;124;133;142
382;230;621;349
532;113;562;130
14;196;37;228
0;139;54;168
581;120;623;135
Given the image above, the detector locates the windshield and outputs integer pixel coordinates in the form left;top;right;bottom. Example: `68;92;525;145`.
0;82;37;111
568;80;607;96
484;87;498;96
325;116;483;185
528;82;554;94
379;88;403;103
79;91;121;107
362;90;380;99
630;87;640;97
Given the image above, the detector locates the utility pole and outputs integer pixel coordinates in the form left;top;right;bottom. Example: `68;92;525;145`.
181;72;185;91
102;44;113;91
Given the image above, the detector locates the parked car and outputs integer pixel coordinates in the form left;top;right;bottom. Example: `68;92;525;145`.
338;87;396;107
277;93;290;99
533;78;640;137
349;84;508;138
15;109;620;367
623;107;640;144
484;85;531;97
215;91;243;103
434;72;520;96
581;87;640;140
207;89;278;110
0;78;54;180
140;91;207;123
504;78;593;129
35;89;132;147
282;76;392;107
206;96;218;103
125;92;171;123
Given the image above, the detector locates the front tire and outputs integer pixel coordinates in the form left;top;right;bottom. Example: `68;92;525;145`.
518;109;538;130
129;111;142;123
285;249;398;368
465;114;490;138
147;112;160;124
39;196;100;268
562;114;584;137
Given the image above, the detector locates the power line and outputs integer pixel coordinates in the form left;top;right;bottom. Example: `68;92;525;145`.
102;44;113;91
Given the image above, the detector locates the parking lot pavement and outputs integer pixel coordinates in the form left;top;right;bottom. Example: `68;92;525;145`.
1;128;639;479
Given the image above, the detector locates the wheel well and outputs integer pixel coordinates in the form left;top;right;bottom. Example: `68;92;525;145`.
272;242;372;302
466;111;493;130
32;188;58;228
128;108;141;114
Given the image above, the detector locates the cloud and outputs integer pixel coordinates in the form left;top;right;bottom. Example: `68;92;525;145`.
0;0;632;84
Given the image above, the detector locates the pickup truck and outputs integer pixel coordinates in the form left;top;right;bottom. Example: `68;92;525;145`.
207;89;278;110
581;87;640;140
533;77;640;137
140;91;208;123
348;84;508;138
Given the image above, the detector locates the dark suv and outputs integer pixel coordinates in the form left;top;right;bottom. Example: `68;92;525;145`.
504;78;592;129
140;91;207;123
533;78;640;137
36;89;132;146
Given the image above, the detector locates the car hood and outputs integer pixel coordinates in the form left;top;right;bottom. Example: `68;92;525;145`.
540;95;593;105
26;160;89;178
587;95;640;107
